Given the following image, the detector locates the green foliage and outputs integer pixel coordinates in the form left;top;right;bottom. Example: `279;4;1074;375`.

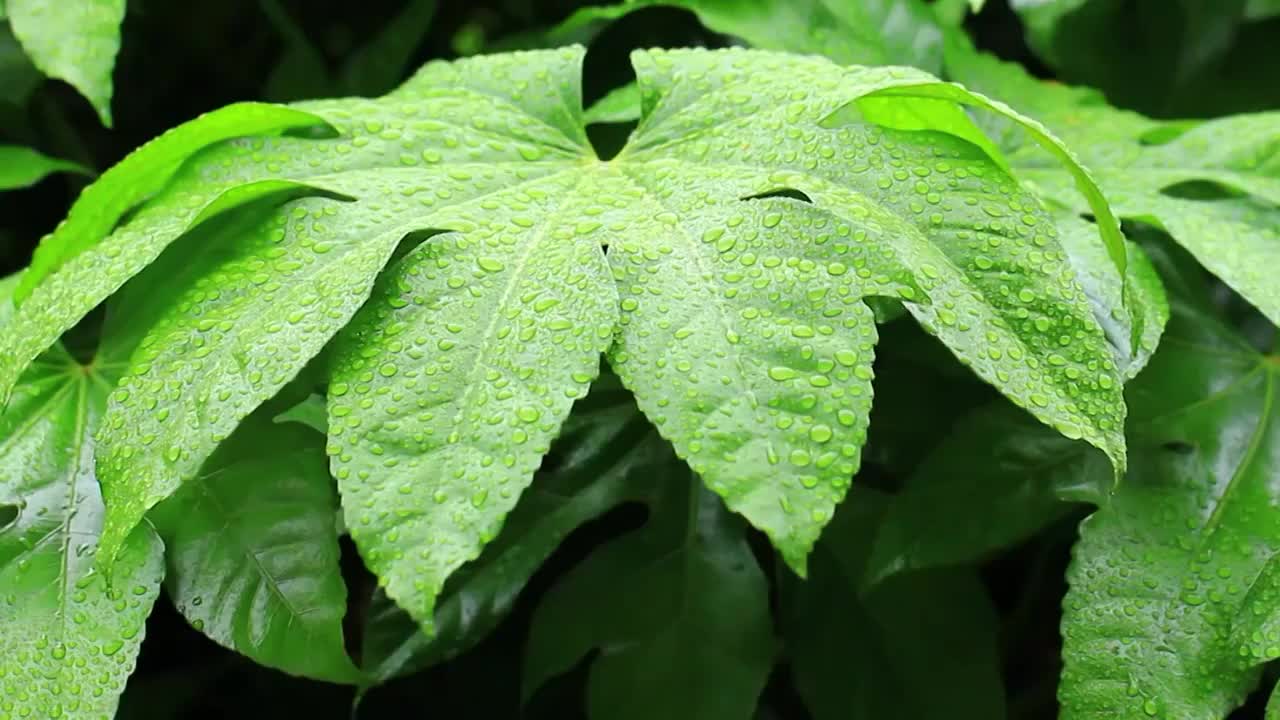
0;275;163;720
946;43;1280;335
1059;244;1280;718
1010;0;1280;116
0;144;89;189
6;0;125;125
149;414;360;684
784;488;1006;720
0;2;1278;719
523;473;775;720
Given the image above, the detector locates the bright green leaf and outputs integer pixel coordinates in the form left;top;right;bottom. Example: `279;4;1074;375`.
0;48;1127;603
326;191;618;633
7;0;126;125
149;415;360;684
584;82;641;125
0;144;90;190
7;101;325;308
523;473;775;720
0;337;163;719
360;373;668;685
93;181;405;579
1059;243;1280;718
273;393;328;435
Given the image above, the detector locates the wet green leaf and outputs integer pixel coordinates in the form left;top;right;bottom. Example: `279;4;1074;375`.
945;38;1280;332
360;373;667;685
0;277;162;718
7;0;126;125
0;48;1128;626
149;414;359;684
1059;244;1280;718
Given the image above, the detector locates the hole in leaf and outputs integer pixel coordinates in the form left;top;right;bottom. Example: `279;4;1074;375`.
741;187;813;204
1161;440;1196;455
0;503;18;532
283;122;341;141
586;122;636;161
1160;180;1244;201
390;228;453;264
1138;121;1201;146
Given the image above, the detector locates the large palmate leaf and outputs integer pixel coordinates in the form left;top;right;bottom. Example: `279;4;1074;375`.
148;414;359;684
7;0;126;125
1058;244;1280;718
0;48;1130;632
0;278;163;720
945;40;1280;331
523;473;775;720
360;372;669;686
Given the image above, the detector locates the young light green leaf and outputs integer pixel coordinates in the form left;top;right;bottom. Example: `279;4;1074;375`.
273;393;328;435
584;82;640;125
0;343;163;720
360;373;667;685
523;473;775;720
149;416;360;684
0;145;89;190
864;401;1110;587
785;488;1005;720
12;102;325;301
1022;114;1280;330
1059;244;1280;718
0;105;329;405
7;0;126;125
